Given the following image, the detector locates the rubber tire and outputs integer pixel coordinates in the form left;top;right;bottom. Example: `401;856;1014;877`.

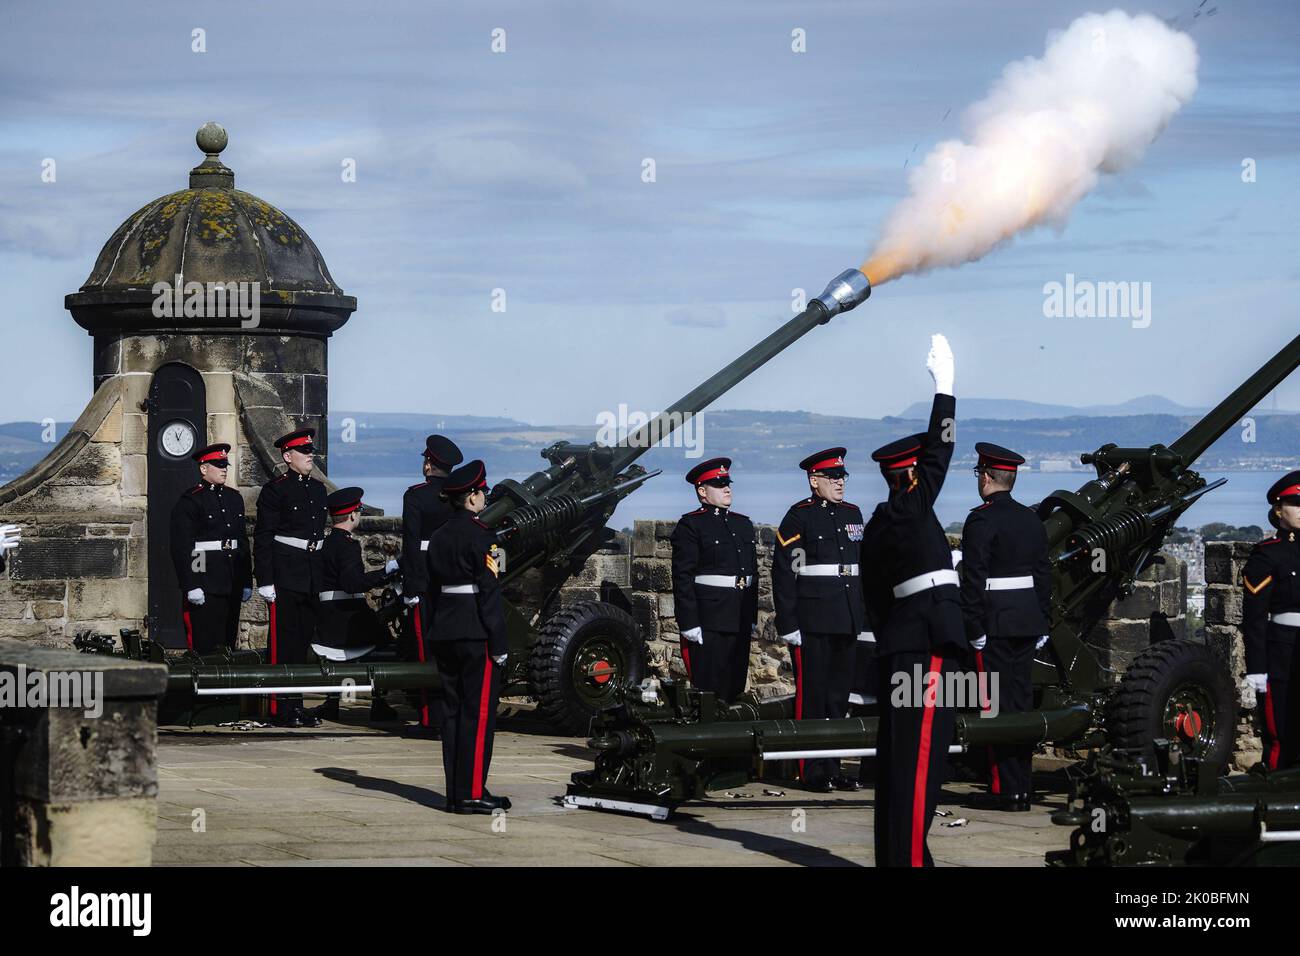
528;601;644;735
1107;638;1236;770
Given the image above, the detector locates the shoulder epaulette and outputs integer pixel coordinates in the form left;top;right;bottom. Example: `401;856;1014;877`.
730;511;749;520
406;481;429;491
971;501;991;511
681;508;707;518
794;499;814;509
840;501;861;511
1260;537;1282;546
186;484;203;495
472;517;490;529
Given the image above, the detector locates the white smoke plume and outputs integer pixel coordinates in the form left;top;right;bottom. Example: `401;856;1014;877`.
862;10;1198;285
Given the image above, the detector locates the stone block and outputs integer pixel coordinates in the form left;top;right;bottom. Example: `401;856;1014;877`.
304;374;328;417
67;578;146;620
4;581;67;601
657;593;674;619
244;334;325;375
14;797;158;867
122;412;148;455
631;521;657;558
32;602;65;620
1204;584;1242;627
90;400;123;443
630;557;672;592
201;371;236;413
0;601;30;619
50;441;120;487
121;454;147;496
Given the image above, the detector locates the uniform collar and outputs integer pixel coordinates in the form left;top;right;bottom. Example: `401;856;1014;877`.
709;505;729;515
985;490;1012;503
332;526;352;537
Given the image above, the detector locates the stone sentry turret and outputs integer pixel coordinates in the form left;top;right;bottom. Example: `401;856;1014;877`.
0;124;357;649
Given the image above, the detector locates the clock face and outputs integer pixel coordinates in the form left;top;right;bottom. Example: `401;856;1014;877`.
160;420;196;458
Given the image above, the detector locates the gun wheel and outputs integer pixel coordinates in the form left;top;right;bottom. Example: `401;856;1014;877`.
529;601;645;735
1107;638;1236;769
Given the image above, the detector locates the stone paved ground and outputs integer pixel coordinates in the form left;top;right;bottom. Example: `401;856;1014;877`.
155;700;1072;867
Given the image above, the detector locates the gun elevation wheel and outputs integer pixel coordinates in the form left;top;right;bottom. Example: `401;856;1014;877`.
529;601;645;735
1107;638;1236;769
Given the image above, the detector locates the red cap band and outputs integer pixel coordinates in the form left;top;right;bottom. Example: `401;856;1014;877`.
284;435;312;450
979;458;1018;471
886;456;918;470
330;501;362;516
696;466;728;483
198;449;228;463
1280;483;1300;499
810;456;844;472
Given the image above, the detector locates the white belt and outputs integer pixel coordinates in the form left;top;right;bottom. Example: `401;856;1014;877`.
893;569;960;599
420;540;430;551
1271;612;1300;627
797;564;860;577
192;539;238;552
441;584;479;594
986;575;1034;591
318;590;365;602
694;574;752;589
858;632;875;642
275;534;324;552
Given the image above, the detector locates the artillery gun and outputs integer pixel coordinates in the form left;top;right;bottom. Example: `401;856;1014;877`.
565;332;1300;820
76;270;874;731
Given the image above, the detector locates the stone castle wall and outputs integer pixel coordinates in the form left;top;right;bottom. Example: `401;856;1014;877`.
1204;541;1264;770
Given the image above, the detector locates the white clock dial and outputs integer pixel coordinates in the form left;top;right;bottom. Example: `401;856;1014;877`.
160;421;196;458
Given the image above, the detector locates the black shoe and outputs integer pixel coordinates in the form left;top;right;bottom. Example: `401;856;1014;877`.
312;698;340;721
830;774;861;792
453;799;503;815
369;697;401;722
802;778;835;794
966;791;1028;812
270;712;303;728
297;711;323;728
480;791;512;811
1008;793;1032;812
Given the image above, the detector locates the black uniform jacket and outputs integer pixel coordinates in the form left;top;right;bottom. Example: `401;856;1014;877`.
670;506;759;634
773;495;867;638
401;476;453;597
959;490;1052;641
1242;531;1300;675
426;511;507;657
169;481;252;596
860;393;965;656
316;527;388;648
254;471;329;594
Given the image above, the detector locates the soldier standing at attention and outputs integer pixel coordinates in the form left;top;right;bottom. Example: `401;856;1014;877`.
773;446;869;793
1241;471;1300;770
959;442;1052;811
169;443;252;653
254;428;329;728
401;435;463;727
314;486;401;722
426;460;511;814
861;334;965;867
670;457;759;703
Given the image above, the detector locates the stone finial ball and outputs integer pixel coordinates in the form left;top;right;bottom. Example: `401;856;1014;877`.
196;122;228;156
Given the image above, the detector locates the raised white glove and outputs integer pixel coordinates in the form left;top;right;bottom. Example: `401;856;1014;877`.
258;584;277;603
0;524;21;553
186;588;206;606
1036;635;1049;650
493;653;508;666
384;558;400;575
403;595;421;607
780;630;802;646
1246;673;1268;694
926;333;954;395
241;588;253;603
681;626;703;644
970;634;987;650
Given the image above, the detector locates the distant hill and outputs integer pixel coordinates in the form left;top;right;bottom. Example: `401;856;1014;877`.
898;395;1299;420
332;411;530;431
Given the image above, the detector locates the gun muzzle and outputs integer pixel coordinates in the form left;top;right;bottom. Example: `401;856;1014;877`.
813;268;872;319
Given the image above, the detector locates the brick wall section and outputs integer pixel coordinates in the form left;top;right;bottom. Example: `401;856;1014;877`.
1086;557;1188;687
1204;541;1262;770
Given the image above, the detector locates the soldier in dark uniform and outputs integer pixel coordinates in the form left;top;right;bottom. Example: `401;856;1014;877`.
400;435;463;728
168;443;252;653
314;486;401;722
0;523;21;574
670;457;759;703
773;447;869;792
959;442;1052;811
254;428;329;728
860;334;965;867
1242;471;1300;770
426;460;511;814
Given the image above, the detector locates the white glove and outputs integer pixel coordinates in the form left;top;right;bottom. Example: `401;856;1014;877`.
186;588;206;606
1036;635;1049;650
384;558;400;575
780;630;802;646
970;634;987;650
403;595;420;607
258;585;277;603
751;623;759;638
241;588;253;603
926;333;954;395
0;524;21;554
493;653;508;666
1246;673;1268;694
681;626;703;644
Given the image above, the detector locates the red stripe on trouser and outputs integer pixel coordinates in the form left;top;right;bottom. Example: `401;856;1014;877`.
471;649;494;800
413;607;430;727
794;645;805;780
911;655;941;867
182;600;194;651
1264;685;1280;770
974;650;999;794
268;600;279;717
680;639;693;680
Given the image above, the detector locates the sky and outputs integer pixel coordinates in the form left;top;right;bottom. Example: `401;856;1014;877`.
1;0;1297;429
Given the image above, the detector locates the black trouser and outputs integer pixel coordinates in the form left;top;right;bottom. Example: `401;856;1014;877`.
402;595;433;727
182;593;240;654
975;636;1036;796
1263;638;1300;770
874;650;959;867
268;588;317;717
430;640;500;803
680;629;750;702
790;632;856;786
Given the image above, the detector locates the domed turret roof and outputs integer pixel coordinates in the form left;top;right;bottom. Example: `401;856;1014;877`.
66;123;356;335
